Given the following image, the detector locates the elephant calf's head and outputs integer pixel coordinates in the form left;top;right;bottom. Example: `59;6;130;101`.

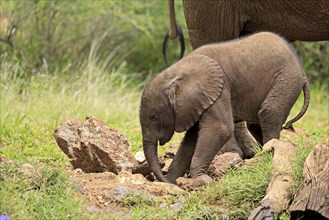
139;53;225;182
140;86;175;146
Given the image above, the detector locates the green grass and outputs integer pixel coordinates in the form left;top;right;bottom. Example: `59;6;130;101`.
1;58;328;219
0;161;87;219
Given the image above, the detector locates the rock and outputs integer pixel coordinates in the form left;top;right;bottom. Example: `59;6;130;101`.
162;158;173;174
159;203;168;209
53;116;138;173
169;202;183;212
165;146;178;159
115;170;147;185
145;173;155;181
74;168;83;174
176;195;186;204
176;176;213;190
104;185;153;202
134;151;146;164
132;157;165;176
208;152;243;177
115;170;185;196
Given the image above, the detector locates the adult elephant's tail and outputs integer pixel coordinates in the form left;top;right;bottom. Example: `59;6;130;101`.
162;0;185;66
283;78;310;132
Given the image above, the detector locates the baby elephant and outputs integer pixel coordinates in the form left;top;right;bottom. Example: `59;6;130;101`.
140;32;310;184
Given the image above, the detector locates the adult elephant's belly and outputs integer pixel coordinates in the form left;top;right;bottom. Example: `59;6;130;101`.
243;1;329;41
244;15;329;42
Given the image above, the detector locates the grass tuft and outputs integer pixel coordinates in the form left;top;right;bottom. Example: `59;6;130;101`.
0;161;86;219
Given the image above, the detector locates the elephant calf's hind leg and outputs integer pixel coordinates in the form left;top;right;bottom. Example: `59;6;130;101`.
258;76;303;144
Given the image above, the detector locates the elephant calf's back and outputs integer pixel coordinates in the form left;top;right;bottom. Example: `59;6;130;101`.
194;32;305;123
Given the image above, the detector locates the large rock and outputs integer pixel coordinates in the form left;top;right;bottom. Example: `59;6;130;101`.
53;116;137;173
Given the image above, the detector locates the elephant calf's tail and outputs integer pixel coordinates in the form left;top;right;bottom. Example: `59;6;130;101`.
283;79;310;132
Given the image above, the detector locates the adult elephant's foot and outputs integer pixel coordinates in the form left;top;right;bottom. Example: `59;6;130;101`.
176;175;213;190
208;152;243;177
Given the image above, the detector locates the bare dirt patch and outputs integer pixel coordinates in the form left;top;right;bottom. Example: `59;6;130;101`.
54;116;186;214
53;116;311;217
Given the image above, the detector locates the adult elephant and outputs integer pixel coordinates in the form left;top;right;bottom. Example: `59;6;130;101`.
164;0;329;58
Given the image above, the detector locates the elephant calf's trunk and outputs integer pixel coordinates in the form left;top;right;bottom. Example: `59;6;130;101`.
143;140;170;183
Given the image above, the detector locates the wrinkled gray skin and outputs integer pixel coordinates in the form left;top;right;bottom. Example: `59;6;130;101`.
140;32;310;184
167;0;329;45
165;0;328;163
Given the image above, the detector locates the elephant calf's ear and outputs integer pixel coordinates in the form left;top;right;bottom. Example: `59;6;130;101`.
172;54;224;132
167;80;178;111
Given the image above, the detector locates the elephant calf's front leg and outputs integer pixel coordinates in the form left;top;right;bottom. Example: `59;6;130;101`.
166;123;199;183
189;126;233;183
189;96;235;184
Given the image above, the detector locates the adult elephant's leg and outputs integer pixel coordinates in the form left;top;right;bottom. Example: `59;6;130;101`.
182;0;241;49
166;123;199;183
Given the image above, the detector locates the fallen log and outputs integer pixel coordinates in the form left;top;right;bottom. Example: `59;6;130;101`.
249;139;296;220
289;143;329;220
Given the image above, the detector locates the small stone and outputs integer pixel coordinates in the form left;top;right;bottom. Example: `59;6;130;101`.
104;185;153;203
74;168;83;174
145;173;155;181
169;202;183;212
159;203;168;209
165;146;177;159
176;195;186;204
134;151;146;164
176;176;212;190
162;158;173;174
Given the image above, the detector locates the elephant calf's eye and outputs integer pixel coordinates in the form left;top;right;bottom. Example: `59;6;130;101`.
150;113;159;122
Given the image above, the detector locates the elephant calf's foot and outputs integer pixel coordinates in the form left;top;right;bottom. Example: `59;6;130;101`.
176;175;213;190
208;152;243;177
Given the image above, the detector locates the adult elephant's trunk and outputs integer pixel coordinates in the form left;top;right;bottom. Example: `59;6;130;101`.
143;139;169;183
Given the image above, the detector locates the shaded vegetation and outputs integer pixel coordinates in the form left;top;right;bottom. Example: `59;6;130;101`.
1;1;327;84
0;0;187;77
